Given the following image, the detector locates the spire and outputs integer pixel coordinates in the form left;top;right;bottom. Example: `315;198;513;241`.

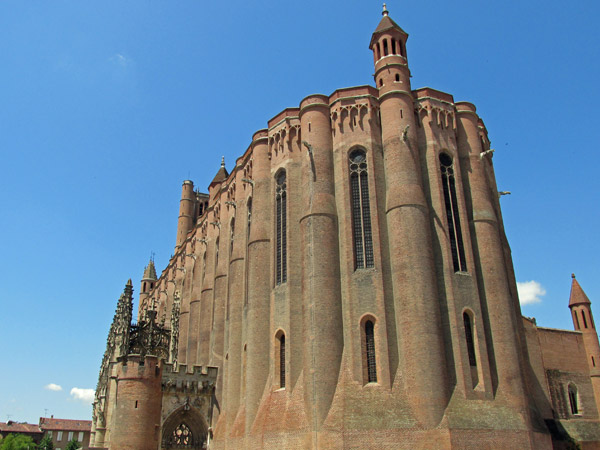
142;258;157;281
569;273;592;307
370;5;408;50
210;156;230;187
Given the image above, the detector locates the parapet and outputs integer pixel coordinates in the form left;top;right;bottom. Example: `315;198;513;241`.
161;362;218;394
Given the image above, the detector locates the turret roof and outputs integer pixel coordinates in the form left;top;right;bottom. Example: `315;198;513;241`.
143;259;157;280
210;156;229;187
569;274;591;307
370;5;407;48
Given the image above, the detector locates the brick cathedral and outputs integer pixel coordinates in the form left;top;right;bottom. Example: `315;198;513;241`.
90;7;600;450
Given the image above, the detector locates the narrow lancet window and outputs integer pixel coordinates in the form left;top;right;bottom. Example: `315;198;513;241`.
230;218;235;256
440;153;467;272
464;311;479;387
349;149;374;269
464;312;477;367
247;197;252;239
365;320;377;383
582;310;588;329
279;334;286;388
276;172;287;284
568;384;579;415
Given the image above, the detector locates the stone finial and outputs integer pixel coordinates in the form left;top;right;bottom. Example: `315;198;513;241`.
221;156;225;168
572;273;576;279
382;3;389;16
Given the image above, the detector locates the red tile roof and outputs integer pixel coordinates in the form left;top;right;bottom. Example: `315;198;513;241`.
39;417;92;431
0;421;42;434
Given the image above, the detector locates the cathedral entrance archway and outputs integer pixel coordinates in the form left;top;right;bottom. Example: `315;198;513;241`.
161;404;208;449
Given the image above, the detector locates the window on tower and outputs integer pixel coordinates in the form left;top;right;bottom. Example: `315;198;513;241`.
464;311;479;388
361;318;377;384
247;197;252;239
276;332;286;389
439;153;467;272
568;383;580;415
230;218;235;256
349;149;374;270
275;171;287;285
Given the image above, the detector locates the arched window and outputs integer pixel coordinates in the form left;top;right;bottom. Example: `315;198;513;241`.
574;310;581;330
143;282;147;292
215;237;220;266
275;172;287;285
440;153;467;272
582;310;588;329
247;197;252;239
391;40;397;54
201;251;206;285
568;384;579;415
230;218;235;256
278;333;286;388
464;312;477;367
349;149;374;269
464;311;479;387
376;42;381;60
365;320;377;383
383;39;389;56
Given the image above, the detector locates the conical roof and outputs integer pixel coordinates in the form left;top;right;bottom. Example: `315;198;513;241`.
569;273;591;307
142;259;157;281
210;156;229;187
370;5;407;48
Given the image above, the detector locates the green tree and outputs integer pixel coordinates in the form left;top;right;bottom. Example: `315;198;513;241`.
64;438;80;450
38;435;54;450
0;433;36;450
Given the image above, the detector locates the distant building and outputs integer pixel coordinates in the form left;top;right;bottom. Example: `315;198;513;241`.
0;421;43;443
0;417;91;449
90;6;600;450
39;417;92;450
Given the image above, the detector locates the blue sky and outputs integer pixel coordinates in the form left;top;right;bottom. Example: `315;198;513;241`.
0;1;598;423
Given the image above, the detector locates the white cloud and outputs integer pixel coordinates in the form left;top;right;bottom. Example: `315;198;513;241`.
110;53;130;67
44;383;62;392
517;280;546;305
70;387;95;403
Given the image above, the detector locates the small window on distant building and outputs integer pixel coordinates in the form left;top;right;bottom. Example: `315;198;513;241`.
57;431;63;441
48;431;53;438
68;431;73;441
78;431;84;441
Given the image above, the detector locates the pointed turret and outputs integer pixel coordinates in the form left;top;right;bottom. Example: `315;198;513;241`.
568;274;600;408
210;156;229;188
369;3;409;82
139;257;158;320
569;273;592;307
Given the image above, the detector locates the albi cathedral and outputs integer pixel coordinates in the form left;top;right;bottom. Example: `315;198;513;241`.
90;7;600;450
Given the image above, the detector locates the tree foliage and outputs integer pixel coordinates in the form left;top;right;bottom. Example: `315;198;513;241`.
64;438;80;450
0;434;36;450
38;435;54;450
